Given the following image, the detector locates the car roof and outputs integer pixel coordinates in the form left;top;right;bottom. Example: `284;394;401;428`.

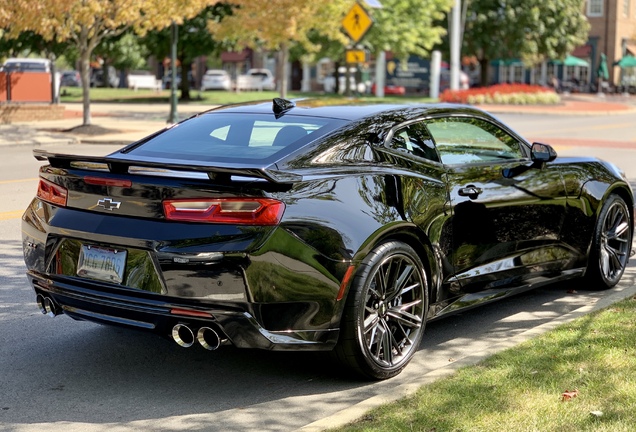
201;99;491;122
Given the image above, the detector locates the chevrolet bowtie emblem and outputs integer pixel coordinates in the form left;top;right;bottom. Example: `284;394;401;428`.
97;198;121;211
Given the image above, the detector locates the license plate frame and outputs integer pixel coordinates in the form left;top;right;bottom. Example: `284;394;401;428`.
77;245;127;284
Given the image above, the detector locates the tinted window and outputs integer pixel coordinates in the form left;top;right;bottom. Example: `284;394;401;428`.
426;117;524;165
126;113;346;163
390;122;440;162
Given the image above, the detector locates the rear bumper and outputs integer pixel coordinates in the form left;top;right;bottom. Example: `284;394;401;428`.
27;270;339;351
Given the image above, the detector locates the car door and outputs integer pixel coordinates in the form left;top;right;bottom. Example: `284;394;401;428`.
426;115;569;295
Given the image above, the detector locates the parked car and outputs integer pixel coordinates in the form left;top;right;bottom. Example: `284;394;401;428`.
23;99;634;380
60;70;80;87
200;69;232;91
163;71;195;90
90;66;119;88
2;57;51;73
440;69;471;90
371;83;406;95
236;68;275;90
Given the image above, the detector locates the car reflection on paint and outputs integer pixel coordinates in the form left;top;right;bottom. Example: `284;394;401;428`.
22;98;634;380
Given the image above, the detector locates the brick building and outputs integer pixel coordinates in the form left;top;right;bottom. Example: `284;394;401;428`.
584;0;636;86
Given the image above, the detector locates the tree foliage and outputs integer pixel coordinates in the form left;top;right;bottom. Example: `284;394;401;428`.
364;0;452;61
463;0;590;85
143;4;232;100
209;0;350;97
0;0;213;125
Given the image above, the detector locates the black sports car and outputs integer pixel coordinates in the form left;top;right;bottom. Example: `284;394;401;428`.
22;98;634;380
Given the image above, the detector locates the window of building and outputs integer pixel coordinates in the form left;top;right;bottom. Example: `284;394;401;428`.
623;0;630;16
588;0;603;16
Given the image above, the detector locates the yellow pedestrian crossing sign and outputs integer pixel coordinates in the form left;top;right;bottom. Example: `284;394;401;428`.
346;49;367;64
342;2;373;43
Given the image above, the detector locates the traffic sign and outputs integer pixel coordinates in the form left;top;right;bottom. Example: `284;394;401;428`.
341;2;373;43
346;49;367;64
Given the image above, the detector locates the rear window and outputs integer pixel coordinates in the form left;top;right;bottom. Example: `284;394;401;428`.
3;60;49;72
125;113;346;163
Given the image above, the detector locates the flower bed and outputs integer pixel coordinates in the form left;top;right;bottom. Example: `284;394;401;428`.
440;84;560;105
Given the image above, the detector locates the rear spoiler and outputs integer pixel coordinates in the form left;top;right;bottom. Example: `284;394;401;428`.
33;150;302;184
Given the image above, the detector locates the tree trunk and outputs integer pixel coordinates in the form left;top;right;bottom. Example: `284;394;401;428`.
180;58;192;101
80;49;92;126
277;44;288;99
479;58;489;87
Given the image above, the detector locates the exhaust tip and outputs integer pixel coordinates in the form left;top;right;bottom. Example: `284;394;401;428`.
36;294;59;317
172;324;195;348
197;327;222;351
36;294;47;315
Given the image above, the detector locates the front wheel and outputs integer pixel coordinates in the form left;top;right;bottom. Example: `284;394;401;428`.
585;194;633;289
334;241;428;380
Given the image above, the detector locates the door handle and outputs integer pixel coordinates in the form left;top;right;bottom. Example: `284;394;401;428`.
458;186;483;199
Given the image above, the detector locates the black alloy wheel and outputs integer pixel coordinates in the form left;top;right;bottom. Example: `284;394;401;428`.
586;194;633;289
335;241;428;380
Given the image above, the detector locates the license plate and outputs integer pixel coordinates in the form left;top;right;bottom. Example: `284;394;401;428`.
77;245;127;284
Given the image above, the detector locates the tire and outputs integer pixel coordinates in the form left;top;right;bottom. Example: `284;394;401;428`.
334;241;428;380
585;194;633;289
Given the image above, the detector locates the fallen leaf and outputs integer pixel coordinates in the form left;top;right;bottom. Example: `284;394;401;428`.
562;389;579;402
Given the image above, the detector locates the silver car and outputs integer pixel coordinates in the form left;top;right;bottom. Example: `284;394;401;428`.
200;69;232;91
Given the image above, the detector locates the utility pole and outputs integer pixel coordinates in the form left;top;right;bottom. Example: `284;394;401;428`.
449;0;461;90
168;22;178;124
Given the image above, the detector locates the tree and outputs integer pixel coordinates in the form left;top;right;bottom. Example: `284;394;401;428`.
142;3;232;100
209;0;350;98
288;0;452;95
96;32;149;87
0;0;213;126
462;0;590;86
364;0;452;62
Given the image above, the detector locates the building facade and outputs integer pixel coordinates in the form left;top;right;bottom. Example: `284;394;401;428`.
584;0;636;86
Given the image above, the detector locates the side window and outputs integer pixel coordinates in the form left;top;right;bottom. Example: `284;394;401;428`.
389;122;440;162
426;117;524;165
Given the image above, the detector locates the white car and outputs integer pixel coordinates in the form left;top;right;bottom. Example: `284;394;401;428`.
200;69;232;91
236;68;276;91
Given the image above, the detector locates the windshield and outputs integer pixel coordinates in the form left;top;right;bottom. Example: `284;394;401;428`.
125;113;347;164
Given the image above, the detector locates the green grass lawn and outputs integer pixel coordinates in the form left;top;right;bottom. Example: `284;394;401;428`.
331;296;636;432
59;86;433;105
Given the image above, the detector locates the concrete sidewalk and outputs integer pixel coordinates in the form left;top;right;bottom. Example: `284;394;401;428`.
0;94;634;148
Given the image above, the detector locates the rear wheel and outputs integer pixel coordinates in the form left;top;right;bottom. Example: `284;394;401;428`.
585;194;632;289
334;241;428;380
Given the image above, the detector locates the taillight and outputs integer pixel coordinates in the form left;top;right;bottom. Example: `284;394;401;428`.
163;198;285;225
37;178;68;207
84;176;132;188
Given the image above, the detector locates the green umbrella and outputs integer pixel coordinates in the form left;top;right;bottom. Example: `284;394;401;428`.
598;53;609;80
615;54;636;68
553;55;589;67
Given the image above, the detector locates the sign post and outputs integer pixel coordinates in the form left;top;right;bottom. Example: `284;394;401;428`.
341;2;373;95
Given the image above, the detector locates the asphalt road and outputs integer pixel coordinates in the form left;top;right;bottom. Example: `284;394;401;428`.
1;111;636;432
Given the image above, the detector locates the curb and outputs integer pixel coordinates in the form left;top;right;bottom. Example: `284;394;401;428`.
296;265;636;431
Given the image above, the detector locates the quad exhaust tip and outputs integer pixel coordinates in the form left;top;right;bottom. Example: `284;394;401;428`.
36;294;60;317
197;327;221;351
171;324;224;350
172;323;195;348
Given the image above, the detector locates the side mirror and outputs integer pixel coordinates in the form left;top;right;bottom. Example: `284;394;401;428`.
531;142;557;163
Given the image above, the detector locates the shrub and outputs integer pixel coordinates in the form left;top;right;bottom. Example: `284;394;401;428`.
440;83;560;105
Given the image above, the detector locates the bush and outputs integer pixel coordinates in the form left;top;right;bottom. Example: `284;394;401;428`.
440;83;560;105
